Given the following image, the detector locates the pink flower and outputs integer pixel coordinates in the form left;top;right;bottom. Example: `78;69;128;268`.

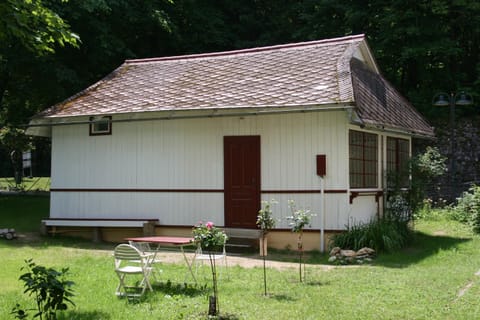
206;221;214;229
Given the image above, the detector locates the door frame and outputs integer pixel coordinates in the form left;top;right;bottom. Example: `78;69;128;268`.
223;135;261;228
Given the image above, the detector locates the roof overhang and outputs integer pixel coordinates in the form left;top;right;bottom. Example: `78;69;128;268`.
347;109;434;139
26;103;356;137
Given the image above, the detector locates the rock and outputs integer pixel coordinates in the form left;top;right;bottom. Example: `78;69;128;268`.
340;249;356;257
328;256;337;262
329;247;341;256
328;247;376;265
356;247;375;256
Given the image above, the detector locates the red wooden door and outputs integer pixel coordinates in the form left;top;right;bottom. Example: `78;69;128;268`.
224;136;261;228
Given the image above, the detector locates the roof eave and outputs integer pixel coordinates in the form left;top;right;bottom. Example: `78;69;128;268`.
357;121;435;139
26;103;356;136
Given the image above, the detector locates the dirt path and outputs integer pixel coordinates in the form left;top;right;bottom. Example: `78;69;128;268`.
154;251;335;271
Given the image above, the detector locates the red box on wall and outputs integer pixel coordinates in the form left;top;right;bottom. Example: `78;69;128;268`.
316;155;326;176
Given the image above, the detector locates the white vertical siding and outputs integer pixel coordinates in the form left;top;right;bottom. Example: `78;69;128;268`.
51;111;354;228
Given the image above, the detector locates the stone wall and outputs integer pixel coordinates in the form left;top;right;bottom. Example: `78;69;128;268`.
416;116;480;204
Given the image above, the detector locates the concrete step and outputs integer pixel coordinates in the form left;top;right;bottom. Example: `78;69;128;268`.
225;228;261;239
226;236;259;254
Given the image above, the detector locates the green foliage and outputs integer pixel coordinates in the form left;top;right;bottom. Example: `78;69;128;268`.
0;177;51;192
12;259;75;320
192;221;227;250
0;0;79;56
286;200;316;233
192;221;228;315
414;198;453;221
0;127;31;152
416;146;448;178
388;146;447;215
1;0;480;128
454;185;480;232
257;199;277;295
386;194;412;222
0;195;49;232
330;217;413;253
410;147;446;211
0;0;80;126
286;200;316;282
1;203;480;319
257;199;277;234
0;127;33;184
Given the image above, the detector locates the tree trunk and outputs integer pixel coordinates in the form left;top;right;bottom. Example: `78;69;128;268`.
208;295;217;316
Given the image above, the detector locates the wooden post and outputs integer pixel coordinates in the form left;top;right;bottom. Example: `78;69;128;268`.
92;227;101;242
259;236;268;256
143;221;155;236
40;221;47;236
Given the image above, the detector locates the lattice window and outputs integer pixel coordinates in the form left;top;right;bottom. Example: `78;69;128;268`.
387;137;410;188
349;130;378;188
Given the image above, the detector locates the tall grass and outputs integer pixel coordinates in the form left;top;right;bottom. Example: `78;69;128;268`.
329;216;413;252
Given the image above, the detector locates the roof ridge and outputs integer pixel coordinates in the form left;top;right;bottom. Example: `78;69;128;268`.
126;34;365;64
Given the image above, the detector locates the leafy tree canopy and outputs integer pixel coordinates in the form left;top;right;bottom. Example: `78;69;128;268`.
0;0;79;126
0;0;79;57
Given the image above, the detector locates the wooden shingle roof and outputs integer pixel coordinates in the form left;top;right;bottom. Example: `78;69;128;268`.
33;34;433;138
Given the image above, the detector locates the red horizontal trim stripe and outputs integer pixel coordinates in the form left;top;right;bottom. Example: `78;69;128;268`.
50;188;223;193
50;188;349;194
45;218;158;221
262;189;348;194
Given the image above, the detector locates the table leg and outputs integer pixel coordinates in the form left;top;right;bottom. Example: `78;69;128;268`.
181;245;197;284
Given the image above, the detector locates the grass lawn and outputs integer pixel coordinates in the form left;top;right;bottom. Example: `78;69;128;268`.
0;177;51;192
1;196;480;319
0;195;49;232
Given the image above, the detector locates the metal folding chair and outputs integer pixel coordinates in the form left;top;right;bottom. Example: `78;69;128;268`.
128;241;163;282
114;244;153;298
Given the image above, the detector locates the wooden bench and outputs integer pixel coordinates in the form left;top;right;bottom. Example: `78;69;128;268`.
41;218;159;242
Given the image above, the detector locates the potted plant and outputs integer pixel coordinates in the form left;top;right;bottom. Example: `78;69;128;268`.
192;221;228;316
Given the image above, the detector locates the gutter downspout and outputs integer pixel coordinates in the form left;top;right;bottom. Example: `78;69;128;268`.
320;176;326;252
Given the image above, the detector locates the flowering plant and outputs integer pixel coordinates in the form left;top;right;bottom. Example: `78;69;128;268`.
192;221;228;316
257;200;277;296
286;200;316;233
286;200;316;283
192;221;228;250
257;200;277;234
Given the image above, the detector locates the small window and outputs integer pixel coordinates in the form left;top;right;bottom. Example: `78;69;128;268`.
89;116;112;136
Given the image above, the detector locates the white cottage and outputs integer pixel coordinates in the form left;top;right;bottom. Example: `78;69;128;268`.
28;34;434;250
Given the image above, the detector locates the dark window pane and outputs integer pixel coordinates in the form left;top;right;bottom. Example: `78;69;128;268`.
349;130;378;188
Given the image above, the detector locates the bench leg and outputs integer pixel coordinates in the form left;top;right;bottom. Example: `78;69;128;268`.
40;222;47;236
93;227;102;242
143;222;156;236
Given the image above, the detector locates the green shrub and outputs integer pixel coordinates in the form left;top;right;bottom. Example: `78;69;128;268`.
11;259;75;320
454;185;480;231
330;217;412;253
396;146;446;215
